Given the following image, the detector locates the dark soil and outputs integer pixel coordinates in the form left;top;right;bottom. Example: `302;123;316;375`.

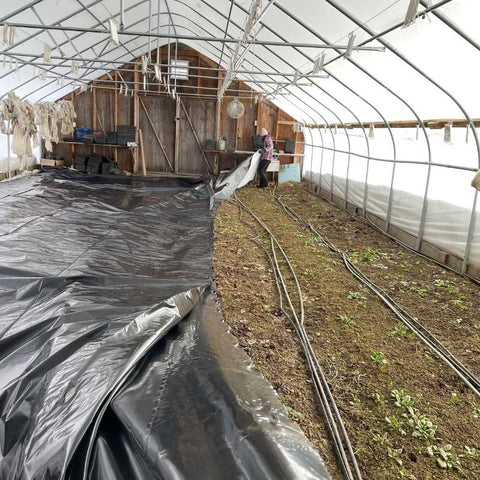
214;183;480;480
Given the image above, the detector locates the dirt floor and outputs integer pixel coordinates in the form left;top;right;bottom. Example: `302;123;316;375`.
213;183;480;480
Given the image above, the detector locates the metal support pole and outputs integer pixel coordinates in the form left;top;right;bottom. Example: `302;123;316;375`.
120;0;125;31
416;162;433;250
463;189;478;273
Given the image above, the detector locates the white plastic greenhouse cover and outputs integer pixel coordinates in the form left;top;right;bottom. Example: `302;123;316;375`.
0;0;479;271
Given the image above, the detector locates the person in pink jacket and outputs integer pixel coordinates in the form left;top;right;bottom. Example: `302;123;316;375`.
257;127;274;188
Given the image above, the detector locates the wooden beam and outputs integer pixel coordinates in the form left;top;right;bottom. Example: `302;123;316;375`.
138;128;147;176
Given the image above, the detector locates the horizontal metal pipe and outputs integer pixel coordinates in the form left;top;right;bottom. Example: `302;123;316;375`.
70;84;261;99
0;21;386;50
5;52;329;78
304;143;477;172
43;75;309;89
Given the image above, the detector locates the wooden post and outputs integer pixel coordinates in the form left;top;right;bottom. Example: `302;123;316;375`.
138;128;147;176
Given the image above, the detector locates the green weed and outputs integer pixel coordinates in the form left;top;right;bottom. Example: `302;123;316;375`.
370;351;388;365
362;248;380;262
426;444;461;470
385;416;406;436
338;315;356;327
391;390;414;409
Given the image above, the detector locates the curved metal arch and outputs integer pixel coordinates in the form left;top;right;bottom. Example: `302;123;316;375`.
32;20;237;102
268;3;437;229
315;0;480;169
0;0;107;84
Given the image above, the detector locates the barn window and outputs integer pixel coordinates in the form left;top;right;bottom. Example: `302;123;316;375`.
169;60;189;80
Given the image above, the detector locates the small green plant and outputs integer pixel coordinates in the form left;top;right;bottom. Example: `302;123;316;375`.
388;324;413;339
410;284;428;297
450;392;461;404
433;278;460;295
284;405;303;420
391;389;414;409
373;392;386;404
358;299;367;308
373;432;392;447
396;470;415;480
362;248;380;262
304;268;316;278
473;404;480;419
370;351;388;365
385;416;406;436
461;446;477;458
450;298;468;311
347;291;364;300
338;314;355;327
294;231;305;239
387;446;404;466
407;410;437;441
426;444;461;470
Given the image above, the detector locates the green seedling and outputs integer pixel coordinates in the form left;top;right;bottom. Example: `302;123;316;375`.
347;291;364;300
450;299;468;311
391;389;414;409
426;444;461;470
304;268;316;278
338;315;355;327
407;410;437;441
385;416;406;436
362;248;380;262
388;324;414;339
387;446;404;466
473;404;480;419
410;284;428;298
358;299;367;308
450;392;461;404
461;446;477;458
373;432;392;447
373;392;386;404
284;405;303;420
396;470;415;480
370;351;388;365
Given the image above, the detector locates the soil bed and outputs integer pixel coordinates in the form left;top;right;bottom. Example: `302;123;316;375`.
214;184;480;480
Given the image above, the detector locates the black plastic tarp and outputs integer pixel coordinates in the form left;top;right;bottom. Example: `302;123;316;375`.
0;166;330;480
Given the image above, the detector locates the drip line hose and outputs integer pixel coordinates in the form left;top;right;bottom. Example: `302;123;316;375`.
273;194;480;399
305;185;480;286
231;193;363;480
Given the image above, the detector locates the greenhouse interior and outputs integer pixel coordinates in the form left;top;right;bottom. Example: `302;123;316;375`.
0;1;479;479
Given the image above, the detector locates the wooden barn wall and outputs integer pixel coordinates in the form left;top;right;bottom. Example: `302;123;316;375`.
139;95;176;173
51;44;303;175
178;97;216;174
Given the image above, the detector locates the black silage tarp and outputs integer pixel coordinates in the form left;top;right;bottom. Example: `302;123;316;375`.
0;168;330;480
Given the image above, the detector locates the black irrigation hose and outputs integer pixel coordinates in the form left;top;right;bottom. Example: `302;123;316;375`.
364;214;480;287
305;185;480;287
231;193;363;480
274;194;480;399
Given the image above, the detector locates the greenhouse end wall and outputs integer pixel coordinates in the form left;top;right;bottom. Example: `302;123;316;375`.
302;127;480;278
